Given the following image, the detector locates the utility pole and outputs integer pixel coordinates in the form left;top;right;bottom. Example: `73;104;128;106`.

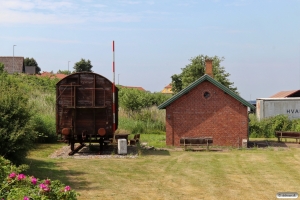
68;61;70;74
13;45;16;73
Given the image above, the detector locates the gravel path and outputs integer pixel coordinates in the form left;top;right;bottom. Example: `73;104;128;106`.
49;144;139;159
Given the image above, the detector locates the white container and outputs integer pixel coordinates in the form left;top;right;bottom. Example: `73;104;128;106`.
118;139;127;155
256;98;300;120
242;139;247;148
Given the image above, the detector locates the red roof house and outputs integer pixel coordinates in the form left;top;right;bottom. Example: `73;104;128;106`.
158;60;255;147
161;84;173;94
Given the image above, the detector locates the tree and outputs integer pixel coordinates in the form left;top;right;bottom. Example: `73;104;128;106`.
171;55;238;94
24;57;41;74
57;69;71;75
73;59;93;72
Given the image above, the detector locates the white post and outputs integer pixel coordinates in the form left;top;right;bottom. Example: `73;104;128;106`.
112;41;116;134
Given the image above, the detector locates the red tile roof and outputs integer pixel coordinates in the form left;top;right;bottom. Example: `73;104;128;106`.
165;84;172;88
269;90;299;98
38;72;67;79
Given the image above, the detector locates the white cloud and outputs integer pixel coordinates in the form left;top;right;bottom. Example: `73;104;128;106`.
0;0;35;10
0;0;142;24
120;0;141;5
93;4;107;8
0;35;81;44
225;0;250;7
0;10;83;24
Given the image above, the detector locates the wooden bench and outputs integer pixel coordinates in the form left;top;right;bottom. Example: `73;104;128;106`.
180;137;213;151
129;134;140;146
275;131;300;143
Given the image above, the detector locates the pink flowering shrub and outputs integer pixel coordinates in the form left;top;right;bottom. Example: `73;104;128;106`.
0;157;78;200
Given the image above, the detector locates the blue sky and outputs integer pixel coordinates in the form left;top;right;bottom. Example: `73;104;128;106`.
0;0;300;100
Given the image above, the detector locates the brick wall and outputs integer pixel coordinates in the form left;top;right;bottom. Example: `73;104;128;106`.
165;80;248;147
0;57;24;73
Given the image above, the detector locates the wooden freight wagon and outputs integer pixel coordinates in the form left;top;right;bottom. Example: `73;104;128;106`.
56;72;118;155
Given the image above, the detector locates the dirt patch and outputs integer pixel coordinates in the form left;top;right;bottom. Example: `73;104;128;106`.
49;144;139;159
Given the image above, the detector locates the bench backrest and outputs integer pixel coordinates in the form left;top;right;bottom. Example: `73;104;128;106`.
275;131;300;137
180;137;213;144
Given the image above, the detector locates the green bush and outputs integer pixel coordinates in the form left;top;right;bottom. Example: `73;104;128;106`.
32;114;57;143
118;107;166;134
249;114;293;138
0;71;59;162
118;87;169;112
0;73;36;164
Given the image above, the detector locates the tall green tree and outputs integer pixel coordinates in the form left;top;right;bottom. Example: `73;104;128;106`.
171;55;238;94
73;58;93;72
24;57;41;74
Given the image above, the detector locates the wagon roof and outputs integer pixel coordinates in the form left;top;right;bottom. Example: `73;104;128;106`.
56;72;113;85
158;74;256;110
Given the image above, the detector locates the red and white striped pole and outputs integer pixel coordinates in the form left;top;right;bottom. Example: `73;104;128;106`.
112;41;116;134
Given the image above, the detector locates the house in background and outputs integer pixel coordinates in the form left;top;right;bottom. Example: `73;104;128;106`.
0;56;24;74
158;60;255;147
25;66;36;74
269;90;300;98
161;84;173;94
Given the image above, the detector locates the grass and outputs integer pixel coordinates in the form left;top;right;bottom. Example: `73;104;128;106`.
24;139;300;200
118;107;166;134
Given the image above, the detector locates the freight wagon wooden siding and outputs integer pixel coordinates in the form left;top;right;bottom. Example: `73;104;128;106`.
158;75;255;147
56;72;118;141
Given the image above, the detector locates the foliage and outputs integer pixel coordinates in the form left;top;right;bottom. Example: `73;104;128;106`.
118;87;169;112
0;73;59;163
0;62;4;73
249;114;296;138
0;156;78;200
24;57;41;74
171;55;238;94
73;58;93;72
0;74;36;164
57;69;71;75
118;107;166;134
32;114;57;143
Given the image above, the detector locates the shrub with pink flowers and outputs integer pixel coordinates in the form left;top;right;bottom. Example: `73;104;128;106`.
0;157;78;200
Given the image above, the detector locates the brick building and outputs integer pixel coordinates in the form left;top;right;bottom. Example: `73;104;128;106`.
158;60;255;147
0;56;24;74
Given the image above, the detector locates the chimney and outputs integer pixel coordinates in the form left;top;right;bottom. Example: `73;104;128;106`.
205;59;213;78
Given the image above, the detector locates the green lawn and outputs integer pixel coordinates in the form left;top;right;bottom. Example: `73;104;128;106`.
24;140;300;200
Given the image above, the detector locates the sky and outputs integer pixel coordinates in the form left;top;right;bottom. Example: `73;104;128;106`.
0;0;300;101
